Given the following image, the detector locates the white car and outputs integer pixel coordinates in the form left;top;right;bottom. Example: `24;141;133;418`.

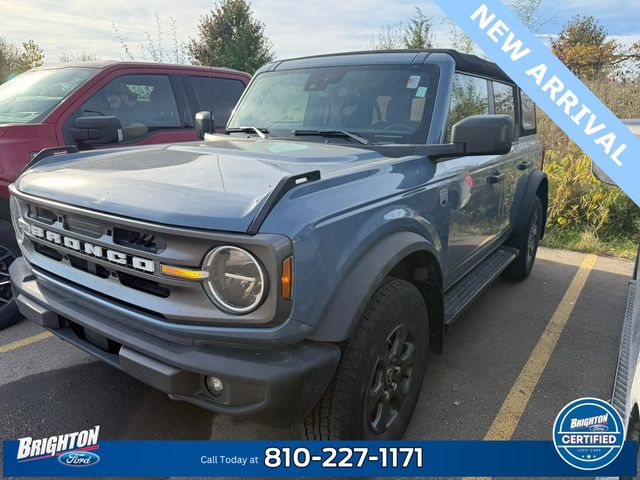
595;119;640;479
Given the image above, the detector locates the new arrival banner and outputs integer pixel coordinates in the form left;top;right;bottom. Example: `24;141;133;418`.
434;0;640;207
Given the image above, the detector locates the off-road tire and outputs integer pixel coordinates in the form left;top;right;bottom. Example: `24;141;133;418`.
502;196;542;281
0;220;21;330
300;278;429;440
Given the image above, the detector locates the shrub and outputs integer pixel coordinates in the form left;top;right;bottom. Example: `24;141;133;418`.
538;79;640;250
544;150;640;238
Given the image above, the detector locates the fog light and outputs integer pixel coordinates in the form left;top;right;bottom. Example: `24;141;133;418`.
205;376;224;397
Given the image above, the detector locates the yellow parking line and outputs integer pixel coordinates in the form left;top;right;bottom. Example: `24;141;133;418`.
0;331;53;353
485;254;598;440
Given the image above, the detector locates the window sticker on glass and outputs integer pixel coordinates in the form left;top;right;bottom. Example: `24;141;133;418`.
416;86;428;98
406;75;421;89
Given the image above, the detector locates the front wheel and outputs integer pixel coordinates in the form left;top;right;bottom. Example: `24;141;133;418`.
0;221;21;330
300;278;429;440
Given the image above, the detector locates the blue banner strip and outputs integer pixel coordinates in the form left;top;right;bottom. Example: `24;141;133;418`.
434;0;640;206
2;440;637;477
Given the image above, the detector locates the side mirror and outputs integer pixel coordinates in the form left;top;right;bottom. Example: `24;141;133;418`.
195;111;215;140
592;162;616;186
452;115;514;156
70;116;123;145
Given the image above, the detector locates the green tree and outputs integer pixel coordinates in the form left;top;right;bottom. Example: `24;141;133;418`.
188;0;274;74
508;0;545;32
0;37;44;83
403;7;433;49
19;40;44;70
445;0;545;56
58;51;99;63
551;16;619;79
369;24;404;50
370;8;433;50
0;37;20;82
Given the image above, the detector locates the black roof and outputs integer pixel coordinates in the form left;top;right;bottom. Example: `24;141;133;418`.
428;49;512;84
274;49;513;84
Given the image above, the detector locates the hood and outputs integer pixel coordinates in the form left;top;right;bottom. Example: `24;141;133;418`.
15;137;385;232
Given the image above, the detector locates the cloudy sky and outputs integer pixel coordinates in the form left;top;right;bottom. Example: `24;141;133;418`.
1;0;639;64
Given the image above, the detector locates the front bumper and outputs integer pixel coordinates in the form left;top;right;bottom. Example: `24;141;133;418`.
10;257;340;427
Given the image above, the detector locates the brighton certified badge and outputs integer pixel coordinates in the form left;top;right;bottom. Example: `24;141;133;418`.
553;397;625;470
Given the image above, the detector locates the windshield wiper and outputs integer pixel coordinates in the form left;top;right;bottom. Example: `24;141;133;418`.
226;126;268;139
291;129;370;145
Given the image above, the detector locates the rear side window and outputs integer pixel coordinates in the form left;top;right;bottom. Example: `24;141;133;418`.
190;76;246;127
520;90;537;135
492;82;515;122
492;81;517;140
445;73;489;142
75;74;181;142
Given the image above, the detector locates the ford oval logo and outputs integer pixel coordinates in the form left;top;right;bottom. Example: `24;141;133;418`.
589;424;609;432
58;451;100;467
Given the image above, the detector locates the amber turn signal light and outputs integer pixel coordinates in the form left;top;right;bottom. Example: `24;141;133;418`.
281;256;293;300
160;264;209;280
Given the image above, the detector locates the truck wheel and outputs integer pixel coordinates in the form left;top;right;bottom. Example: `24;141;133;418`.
0;221;21;330
300;278;428;440
502;196;542;281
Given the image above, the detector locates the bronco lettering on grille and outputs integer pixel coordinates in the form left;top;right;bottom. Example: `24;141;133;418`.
28;224;155;273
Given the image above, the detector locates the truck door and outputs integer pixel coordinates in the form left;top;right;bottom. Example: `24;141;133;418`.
444;73;506;283
491;81;531;233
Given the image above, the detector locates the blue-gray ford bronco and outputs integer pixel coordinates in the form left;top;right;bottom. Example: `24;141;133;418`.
9;50;547;440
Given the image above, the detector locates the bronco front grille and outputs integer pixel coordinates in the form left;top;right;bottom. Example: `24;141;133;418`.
113;227;160;253
67;255;110;279
118;271;170;298
22;200;178;299
13;187;288;328
28;205;57;224
34;242;63;261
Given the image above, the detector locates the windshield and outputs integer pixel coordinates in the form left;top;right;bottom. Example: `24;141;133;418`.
0;67;96;125
228;64;439;144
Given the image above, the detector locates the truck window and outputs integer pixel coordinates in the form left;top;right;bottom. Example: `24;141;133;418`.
75;74;181;142
520;90;537;135
228;64;439;145
492;82;515;121
0;67;96;125
190;76;246;127
445;73;490;142
492;81;516;139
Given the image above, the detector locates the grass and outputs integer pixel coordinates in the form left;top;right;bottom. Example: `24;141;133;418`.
541;228;638;260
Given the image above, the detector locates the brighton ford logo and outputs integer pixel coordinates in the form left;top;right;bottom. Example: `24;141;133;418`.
16;425;101;467
58;451;100;467
553;398;624;470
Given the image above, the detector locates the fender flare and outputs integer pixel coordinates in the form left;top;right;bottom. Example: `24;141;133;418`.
307;231;440;343
510;170;548;238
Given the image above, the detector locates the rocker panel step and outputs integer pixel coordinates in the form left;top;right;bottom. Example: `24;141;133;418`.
444;247;517;326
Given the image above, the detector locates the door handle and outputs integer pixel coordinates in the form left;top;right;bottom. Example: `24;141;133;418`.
517;161;532;171
487;173;505;184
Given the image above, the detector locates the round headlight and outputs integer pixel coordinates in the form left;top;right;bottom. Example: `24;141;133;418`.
10;196;24;243
203;246;267;314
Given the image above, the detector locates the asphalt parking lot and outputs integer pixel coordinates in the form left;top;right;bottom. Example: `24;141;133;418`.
0;247;634;478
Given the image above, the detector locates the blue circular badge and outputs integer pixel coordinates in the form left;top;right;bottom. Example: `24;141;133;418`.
553;397;625;470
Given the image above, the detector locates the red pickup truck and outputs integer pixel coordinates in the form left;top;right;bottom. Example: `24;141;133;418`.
0;61;251;328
